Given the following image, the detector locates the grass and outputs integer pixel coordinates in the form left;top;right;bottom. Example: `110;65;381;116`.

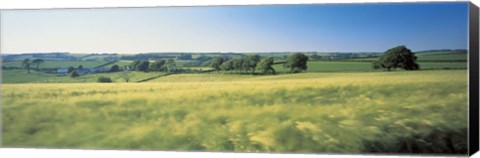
272;61;466;73
1;69;166;83
1;70;468;154
415;51;467;61
2;60;106;69
350;51;467;62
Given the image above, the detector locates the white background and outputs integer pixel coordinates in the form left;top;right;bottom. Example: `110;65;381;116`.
0;0;479;158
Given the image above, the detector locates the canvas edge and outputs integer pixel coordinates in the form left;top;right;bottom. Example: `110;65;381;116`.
468;1;479;156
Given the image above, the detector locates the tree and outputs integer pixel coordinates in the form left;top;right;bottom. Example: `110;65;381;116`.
256;57;276;75
97;76;113;83
67;66;75;73
232;58;244;72
110;64;120;72
70;71;80;78
210;57;224;72
22;58;31;73
121;69;131;83
149;59;166;71
242;55;261;73
130;60;141;71
77;65;84;70
373;45;419;71
165;59;176;73
220;59;234;71
31;59;44;70
135;60;150;72
284;53;309;73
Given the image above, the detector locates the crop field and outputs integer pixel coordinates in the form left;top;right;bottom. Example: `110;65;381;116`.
1;70;468;153
2;60;106;69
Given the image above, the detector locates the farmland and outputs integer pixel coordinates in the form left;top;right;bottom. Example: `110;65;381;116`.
2;60;106;69
0;50;469;154
1;70;468;153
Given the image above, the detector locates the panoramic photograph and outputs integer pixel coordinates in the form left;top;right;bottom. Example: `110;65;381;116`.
0;2;470;155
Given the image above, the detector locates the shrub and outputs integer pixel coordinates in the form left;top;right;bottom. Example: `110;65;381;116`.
70;71;79;78
97;76;113;83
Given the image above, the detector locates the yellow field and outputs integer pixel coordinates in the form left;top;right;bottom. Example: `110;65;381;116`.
1;70;468;154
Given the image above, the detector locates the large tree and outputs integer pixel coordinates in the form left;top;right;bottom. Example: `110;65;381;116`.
109;64;120;72
31;59;44;70
134;60;150;72
232;58;244;72
22;58;32;73
210;57;224;72
149;59;166;72
284;53;309;73
373;45;419;71
242;54;261;73
256;57;276;75
220;59;234;71
165;59;176;73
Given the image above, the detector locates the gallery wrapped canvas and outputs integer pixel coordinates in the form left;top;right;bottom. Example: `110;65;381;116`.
0;1;478;157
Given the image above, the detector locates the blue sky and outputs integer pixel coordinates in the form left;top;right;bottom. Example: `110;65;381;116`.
0;2;469;54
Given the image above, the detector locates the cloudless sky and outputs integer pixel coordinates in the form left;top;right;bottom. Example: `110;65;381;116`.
0;2;469;54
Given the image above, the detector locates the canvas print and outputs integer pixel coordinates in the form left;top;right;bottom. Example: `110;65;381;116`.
0;2;472;155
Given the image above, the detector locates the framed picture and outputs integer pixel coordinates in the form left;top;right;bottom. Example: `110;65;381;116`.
1;0;479;157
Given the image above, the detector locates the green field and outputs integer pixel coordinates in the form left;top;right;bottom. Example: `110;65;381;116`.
351;51;467;62
2;70;468;153
272;61;466;73
2;60;106;69
1;69;166;83
415;51;467;61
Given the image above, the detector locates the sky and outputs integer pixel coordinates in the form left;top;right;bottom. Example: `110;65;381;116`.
0;2;469;54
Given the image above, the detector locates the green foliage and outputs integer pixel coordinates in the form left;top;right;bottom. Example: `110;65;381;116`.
232;58;245;72
97;76;113;83
22;58;31;73
70;71;80;78
68;66;75;73
149;60;166;72
373;45;419;71
132;60;150;72
210;57;224;71
220;59;234;71
165;59;177;73
242;55;261;73
109;65;120;72
284;53;309;73
256;57;276;75
31;59;45;70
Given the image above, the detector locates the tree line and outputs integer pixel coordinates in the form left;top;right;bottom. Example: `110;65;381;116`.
209;53;309;75
22;58;45;73
129;58;177;73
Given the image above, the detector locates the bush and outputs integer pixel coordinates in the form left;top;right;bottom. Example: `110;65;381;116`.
97;76;113;83
70;71;80;78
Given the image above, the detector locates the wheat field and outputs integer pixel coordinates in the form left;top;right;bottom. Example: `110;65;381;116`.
1;70;468;154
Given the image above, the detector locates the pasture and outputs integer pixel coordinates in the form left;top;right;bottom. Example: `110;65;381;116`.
2;60;106;69
272;61;466;73
1;69;166;83
1;70;468;153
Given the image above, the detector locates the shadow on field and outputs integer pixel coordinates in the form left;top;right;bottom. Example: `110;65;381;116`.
362;128;467;155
